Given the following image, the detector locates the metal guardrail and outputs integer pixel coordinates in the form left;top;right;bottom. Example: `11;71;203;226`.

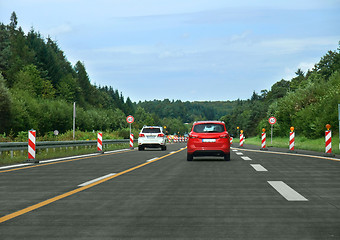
0;139;129;152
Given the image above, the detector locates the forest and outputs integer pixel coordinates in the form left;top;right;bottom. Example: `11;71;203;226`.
0;12;339;140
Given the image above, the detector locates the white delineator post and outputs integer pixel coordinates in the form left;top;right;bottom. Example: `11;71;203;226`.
130;134;134;149
239;130;244;147
261;129;266;150
325;124;332;154
28;130;36;162
325;130;331;153
289;131;295;151
97;132;103;152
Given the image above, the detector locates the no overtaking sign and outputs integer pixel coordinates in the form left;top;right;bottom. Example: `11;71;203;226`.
126;115;134;124
269;117;277;125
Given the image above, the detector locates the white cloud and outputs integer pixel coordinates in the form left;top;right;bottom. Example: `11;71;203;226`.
259;37;340;54
47;24;72;36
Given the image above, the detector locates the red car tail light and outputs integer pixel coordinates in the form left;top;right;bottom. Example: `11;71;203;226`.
219;134;229;138
139;133;145;137
189;134;199;139
158;133;164;137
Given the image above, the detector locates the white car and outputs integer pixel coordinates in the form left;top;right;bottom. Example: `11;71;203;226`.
138;126;167;151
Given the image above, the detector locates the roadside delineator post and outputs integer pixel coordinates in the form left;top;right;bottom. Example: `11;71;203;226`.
27;129;39;163
97;132;104;153
230;137;233;145
289;127;296;153
130;134;134;149
261;128;268;151
325;124;334;156
239;130;244;147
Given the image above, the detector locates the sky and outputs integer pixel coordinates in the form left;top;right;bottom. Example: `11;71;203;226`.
1;0;340;102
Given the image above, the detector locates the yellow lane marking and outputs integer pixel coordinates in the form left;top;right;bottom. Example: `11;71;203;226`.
0;148;185;223
232;147;340;162
0;150;132;174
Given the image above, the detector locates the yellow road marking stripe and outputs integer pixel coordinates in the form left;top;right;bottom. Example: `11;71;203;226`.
0;148;185;223
0;150;132;174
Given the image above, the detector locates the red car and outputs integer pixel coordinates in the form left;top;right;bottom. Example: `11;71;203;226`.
187;121;230;161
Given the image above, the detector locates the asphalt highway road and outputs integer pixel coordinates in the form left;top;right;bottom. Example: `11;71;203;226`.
1;143;340;239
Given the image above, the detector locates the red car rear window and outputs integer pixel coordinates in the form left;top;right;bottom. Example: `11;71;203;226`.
193;124;225;133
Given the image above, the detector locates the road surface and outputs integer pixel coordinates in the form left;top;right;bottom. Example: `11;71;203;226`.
1;143;340;239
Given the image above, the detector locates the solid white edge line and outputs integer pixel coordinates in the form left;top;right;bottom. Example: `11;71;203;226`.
78;173;117;187
268;181;308;201
231;147;340;162
39;153;99;163
0;163;33;170
37;148;132;164
105;148;131;154
241;156;252;161
250;164;268;171
1;149;132;170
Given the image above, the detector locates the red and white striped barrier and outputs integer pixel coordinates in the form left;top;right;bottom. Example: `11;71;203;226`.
230;137;233;145
28;130;36;161
261;132;266;149
167;136;172;143
239;133;244;147
130;134;134;148
325;130;332;154
174;136;178;143
289;131;295;151
97;132;103;152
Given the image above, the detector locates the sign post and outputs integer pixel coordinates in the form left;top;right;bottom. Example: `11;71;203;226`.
268;117;277;145
73;102;76;140
126;115;134;149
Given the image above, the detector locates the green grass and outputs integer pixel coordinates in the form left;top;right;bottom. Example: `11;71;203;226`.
0;143;135;166
233;135;340;154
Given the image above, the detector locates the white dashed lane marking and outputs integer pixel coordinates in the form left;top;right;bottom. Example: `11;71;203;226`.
241;156;252;161
78;173;117;187
146;157;158;162
236;152;243;155
268;181;308;201
250;164;268;171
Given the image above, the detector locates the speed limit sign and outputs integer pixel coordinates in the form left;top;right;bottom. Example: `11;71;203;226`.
126;115;134;124
268;117;277;125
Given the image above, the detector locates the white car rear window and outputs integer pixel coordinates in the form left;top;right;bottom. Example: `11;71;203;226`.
142;128;161;133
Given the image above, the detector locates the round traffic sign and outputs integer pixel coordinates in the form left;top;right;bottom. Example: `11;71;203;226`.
268;117;277;125
126;115;134;124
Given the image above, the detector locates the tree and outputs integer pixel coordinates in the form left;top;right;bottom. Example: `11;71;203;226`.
9;12;18;30
0;73;11;133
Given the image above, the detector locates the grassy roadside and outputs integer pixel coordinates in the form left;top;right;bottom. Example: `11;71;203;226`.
0;143;136;166
233;135;340;154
